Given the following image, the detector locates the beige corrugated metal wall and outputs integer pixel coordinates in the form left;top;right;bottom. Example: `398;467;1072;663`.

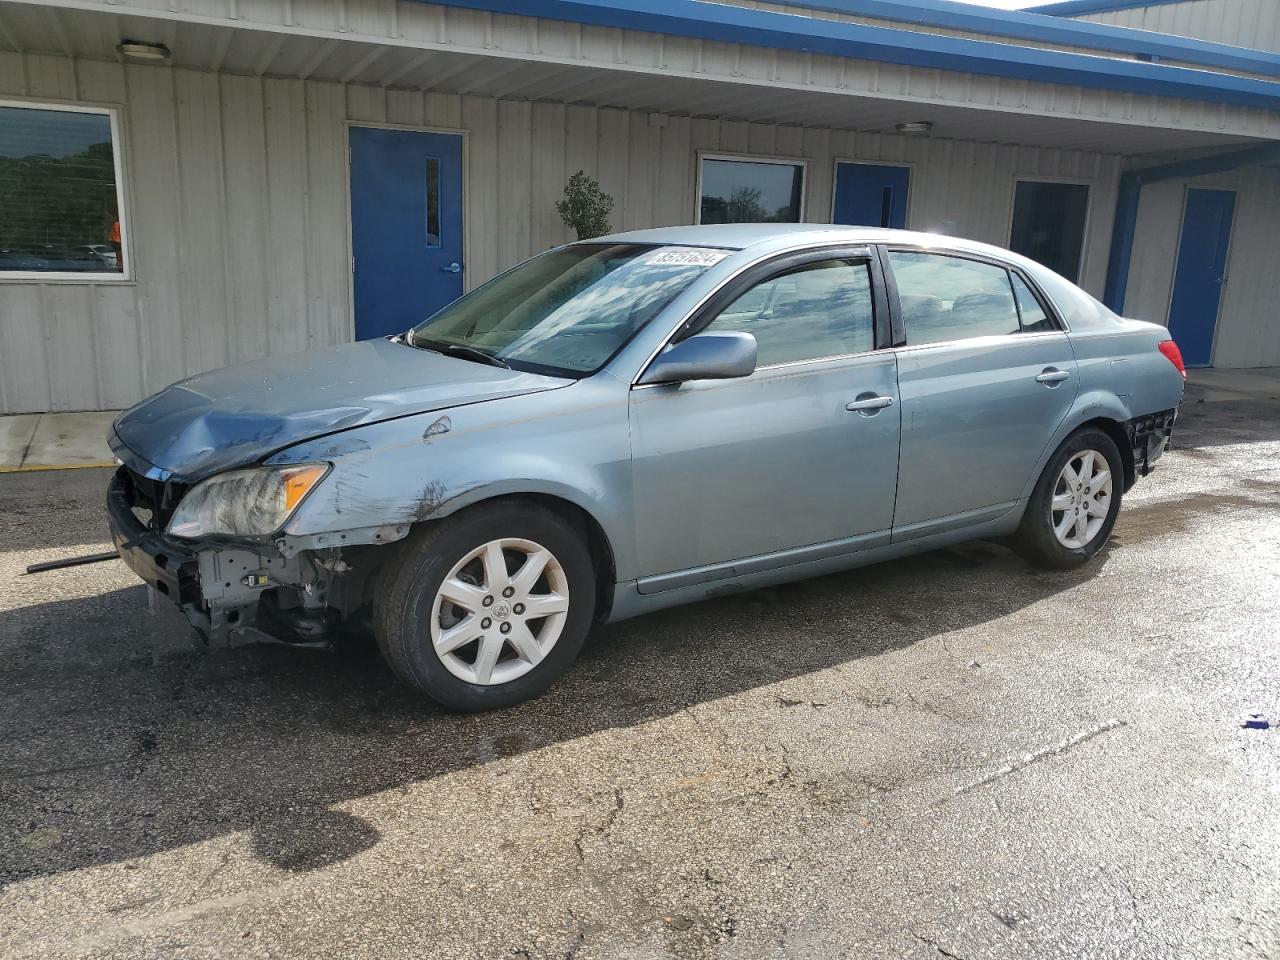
0;52;1126;414
1122;162;1280;368
1079;0;1280;54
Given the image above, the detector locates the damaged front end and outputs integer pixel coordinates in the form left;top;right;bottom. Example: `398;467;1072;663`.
107;467;400;646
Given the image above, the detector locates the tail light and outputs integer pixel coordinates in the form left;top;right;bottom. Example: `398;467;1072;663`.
1158;339;1187;380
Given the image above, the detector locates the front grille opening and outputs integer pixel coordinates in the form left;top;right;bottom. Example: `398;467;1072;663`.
120;468;190;533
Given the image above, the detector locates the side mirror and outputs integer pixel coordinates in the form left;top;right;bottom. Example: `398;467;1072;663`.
637;331;758;386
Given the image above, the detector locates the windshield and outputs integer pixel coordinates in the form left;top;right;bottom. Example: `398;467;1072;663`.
408;243;727;377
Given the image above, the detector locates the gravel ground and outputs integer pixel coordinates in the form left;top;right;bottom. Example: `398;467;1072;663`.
1;381;1278;959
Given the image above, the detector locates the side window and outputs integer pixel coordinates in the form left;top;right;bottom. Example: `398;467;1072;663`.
1011;272;1054;333
702;259;875;366
889;252;1020;346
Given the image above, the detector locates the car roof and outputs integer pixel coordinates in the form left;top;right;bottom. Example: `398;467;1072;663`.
594;223;1008;258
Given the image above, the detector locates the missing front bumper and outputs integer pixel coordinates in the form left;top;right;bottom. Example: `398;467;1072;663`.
107;470;297;644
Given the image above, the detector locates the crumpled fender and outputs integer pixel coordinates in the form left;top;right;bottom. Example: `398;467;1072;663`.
266;377;639;579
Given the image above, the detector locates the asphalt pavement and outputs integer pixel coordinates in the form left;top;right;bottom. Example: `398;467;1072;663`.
1;381;1278;959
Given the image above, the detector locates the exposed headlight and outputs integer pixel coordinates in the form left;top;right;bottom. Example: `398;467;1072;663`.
167;463;329;539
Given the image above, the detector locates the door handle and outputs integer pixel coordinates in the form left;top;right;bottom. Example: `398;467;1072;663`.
845;395;895;413
1035;368;1071;384
441;262;462;274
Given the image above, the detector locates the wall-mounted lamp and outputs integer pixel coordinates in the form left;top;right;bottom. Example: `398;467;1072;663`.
895;121;934;136
117;40;172;63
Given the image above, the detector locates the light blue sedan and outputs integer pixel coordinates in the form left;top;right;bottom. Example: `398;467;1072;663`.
108;225;1186;710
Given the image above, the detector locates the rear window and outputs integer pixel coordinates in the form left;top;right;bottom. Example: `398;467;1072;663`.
1032;266;1123;331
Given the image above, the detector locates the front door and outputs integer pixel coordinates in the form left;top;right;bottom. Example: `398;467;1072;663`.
349;126;464;340
629;251;900;591
886;249;1079;536
1167;187;1235;367
833;162;910;229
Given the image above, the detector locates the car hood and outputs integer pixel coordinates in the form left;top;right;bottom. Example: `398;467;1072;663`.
111;338;570;482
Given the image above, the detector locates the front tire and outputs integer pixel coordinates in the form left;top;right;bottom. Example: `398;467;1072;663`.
1013;427;1123;570
373;502;596;711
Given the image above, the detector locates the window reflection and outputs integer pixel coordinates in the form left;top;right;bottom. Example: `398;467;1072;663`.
425;157;441;248
705;259;874;365
410;244;724;377
0;104;125;275
890;252;1021;346
699;158;804;225
1011;272;1053;333
1010;181;1089;282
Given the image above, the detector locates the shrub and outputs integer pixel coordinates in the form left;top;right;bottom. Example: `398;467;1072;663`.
556;170;614;241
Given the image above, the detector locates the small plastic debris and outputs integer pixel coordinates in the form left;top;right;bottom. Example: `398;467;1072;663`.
24;551;119;575
1241;712;1270;731
968;659;980;669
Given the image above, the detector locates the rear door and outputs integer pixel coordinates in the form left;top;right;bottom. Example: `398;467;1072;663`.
885;248;1079;538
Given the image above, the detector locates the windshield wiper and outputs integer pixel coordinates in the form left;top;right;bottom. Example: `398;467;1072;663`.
406;335;512;370
439;343;511;370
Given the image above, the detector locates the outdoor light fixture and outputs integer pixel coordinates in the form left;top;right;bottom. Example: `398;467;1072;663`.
117;40;171;62
895;120;934;135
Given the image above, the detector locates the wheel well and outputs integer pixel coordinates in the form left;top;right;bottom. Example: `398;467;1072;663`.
443;493;618;621
1079;417;1136;491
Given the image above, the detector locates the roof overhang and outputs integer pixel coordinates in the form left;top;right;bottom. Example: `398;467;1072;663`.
1;0;1275;156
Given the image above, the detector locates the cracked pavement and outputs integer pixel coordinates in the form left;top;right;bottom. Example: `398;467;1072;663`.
2;380;1279;959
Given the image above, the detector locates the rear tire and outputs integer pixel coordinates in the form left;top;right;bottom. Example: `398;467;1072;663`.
373;501;596;711
1012;427;1123;570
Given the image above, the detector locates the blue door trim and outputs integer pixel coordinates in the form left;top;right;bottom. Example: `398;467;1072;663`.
1166;188;1235;368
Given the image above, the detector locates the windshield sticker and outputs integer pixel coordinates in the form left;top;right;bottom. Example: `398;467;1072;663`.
645;247;728;267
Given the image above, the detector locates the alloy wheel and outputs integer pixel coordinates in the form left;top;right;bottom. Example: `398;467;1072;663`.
1050;449;1113;549
429;538;570;685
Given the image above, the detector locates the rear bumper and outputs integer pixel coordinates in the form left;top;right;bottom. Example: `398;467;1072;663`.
1127;407;1177;480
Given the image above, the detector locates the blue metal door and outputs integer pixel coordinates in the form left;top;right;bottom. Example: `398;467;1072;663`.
1167;188;1235;367
833;162;910;228
349;126;464;340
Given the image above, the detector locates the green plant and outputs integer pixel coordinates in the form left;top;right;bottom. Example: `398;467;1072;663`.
556;170;614;241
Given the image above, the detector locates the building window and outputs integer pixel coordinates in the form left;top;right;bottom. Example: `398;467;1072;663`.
1009;180;1089;282
0;101;127;279
698;155;804;225
424;157;441;248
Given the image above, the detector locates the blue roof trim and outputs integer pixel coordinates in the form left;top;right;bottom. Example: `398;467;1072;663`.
427;0;1280;110
764;0;1280;79
1033;0;1187;16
